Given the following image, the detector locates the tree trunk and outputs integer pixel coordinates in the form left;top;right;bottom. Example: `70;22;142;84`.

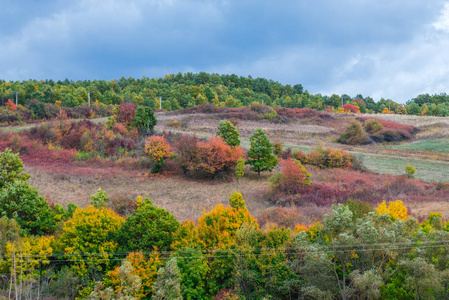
258;170;260;181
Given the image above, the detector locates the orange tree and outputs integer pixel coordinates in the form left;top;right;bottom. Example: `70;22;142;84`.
103;252;162;299
144;136;173;173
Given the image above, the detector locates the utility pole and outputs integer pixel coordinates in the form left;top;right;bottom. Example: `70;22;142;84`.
15;92;18;106
159;97;162;110
88;92;91;108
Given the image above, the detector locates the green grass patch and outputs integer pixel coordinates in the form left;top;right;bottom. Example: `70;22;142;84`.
389;138;449;153
357;153;449;183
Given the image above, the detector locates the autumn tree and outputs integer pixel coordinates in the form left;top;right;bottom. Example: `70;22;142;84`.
270;159;311;195
144;136;174;173
174;135;244;179
116;102;136;126
102;252;162;299
245;128;278;180
58;206;124;275
216;120;240;147
5;99;17;111
88;260;141;300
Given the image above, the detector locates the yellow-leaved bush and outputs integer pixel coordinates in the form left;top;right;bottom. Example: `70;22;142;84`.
57;206;124;275
376;200;409;221
103;252;162;299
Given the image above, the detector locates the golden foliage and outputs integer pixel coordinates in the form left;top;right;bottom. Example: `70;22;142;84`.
376;200;409;221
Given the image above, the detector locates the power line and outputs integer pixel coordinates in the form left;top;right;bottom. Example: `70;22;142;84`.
2;241;449;262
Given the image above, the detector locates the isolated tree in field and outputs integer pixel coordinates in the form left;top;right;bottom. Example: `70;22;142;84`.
133;105;157;137
216;120;240;147
245;128;278;180
144;136;173;173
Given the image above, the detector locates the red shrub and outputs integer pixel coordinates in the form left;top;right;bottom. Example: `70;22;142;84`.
174;134;244;178
116;102;136;125
271;159;311;195
5;99;17;111
342;104;359;113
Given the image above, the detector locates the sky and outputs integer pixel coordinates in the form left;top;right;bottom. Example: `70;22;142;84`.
1;0;449;103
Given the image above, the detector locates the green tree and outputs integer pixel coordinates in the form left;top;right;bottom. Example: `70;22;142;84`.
216;120;240;147
153;257;182;300
90;187;110;209
245;128;278;180
235;158;245;187
132;105;157;137
115;196;180;252
0;181;57;235
0;148;30;189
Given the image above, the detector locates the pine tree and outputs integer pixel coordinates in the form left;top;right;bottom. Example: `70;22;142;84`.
216;120;240;147
153;257;183;300
245;128;278;181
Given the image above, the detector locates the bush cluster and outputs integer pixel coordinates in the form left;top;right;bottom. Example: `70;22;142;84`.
339;118;416;145
293;145;355;169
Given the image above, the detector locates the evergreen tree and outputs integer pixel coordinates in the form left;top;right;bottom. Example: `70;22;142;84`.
216;120;240;147
245;128;278;180
132;106;157;137
153;257;183;300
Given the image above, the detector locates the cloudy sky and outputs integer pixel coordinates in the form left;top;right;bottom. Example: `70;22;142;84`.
1;0;449;103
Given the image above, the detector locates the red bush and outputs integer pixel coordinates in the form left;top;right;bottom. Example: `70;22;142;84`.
174;134;244;178
116;102;136;125
342;104;359;113
5;99;17;111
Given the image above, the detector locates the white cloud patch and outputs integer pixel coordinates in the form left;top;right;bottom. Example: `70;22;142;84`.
434;2;449;32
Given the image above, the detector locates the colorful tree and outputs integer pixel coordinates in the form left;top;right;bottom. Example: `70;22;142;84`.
376;200;409;221
245;128;278;180
175;135;244;178
229;192;246;210
58;206;124;275
5;99;17;111
116;102;136;126
144;136;174;173
104;252;162;299
270;159;311;195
